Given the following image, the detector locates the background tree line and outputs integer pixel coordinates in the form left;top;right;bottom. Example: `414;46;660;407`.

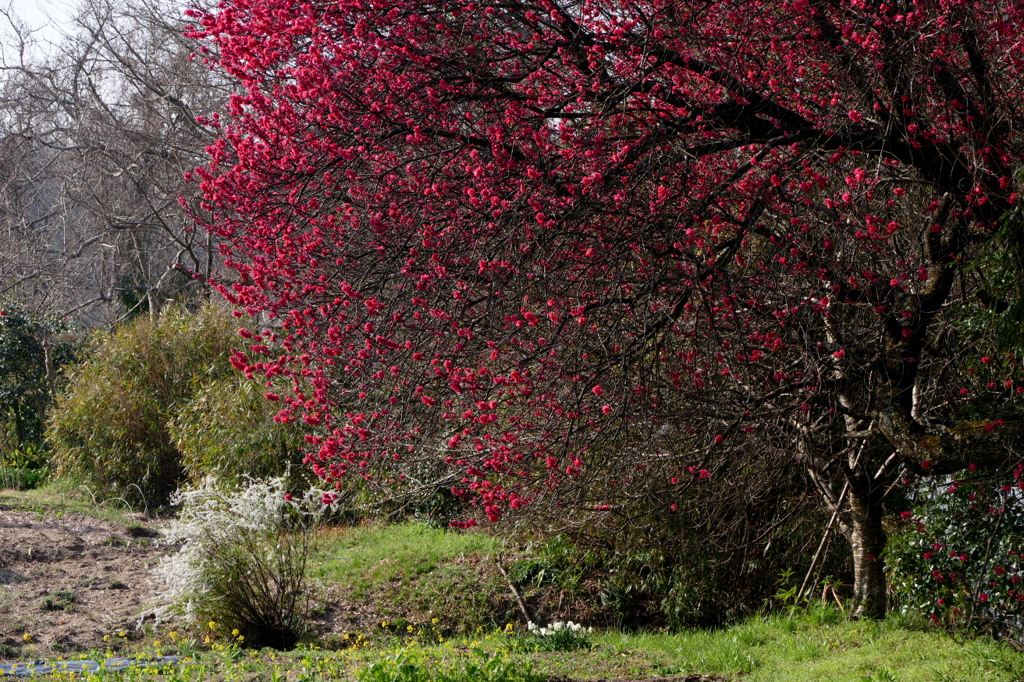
0;0;231;460
0;0;228;326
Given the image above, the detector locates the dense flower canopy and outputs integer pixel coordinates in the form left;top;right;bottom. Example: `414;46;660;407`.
192;0;1024;614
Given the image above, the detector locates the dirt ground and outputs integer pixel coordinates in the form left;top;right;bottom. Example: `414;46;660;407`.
0;505;171;660
0;503;727;682
0;502;457;663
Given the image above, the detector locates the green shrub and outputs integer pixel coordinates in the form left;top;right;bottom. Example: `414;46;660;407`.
509;485;840;631
169;374;310;487
0;442;50;490
0;302;79;456
0;466;47;490
49;305;238;508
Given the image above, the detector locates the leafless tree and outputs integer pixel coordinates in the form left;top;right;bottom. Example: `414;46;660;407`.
0;0;229;324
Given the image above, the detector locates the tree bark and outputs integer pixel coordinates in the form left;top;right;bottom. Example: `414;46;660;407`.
847;484;887;619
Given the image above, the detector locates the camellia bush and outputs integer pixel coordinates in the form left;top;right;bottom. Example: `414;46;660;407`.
888;463;1024;639
0;302;78;454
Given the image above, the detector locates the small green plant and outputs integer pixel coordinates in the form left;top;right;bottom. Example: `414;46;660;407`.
40;589;77;612
651;662;683;676
774;568;801;607
358;646;545;682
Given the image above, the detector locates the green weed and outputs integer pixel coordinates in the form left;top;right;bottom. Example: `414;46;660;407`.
358;646;545;682
40;589;77;612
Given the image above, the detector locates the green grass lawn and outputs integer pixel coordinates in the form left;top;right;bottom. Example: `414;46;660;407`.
25;612;1024;682
310;520;509;635
5;488;1024;682
312;521;499;593
595;607;1024;681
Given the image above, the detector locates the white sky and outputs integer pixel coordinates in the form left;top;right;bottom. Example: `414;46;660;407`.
1;0;76;57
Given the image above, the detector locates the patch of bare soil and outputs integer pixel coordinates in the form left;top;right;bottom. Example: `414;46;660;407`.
0;506;171;661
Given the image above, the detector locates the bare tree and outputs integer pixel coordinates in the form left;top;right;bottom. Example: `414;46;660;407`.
0;0;229;324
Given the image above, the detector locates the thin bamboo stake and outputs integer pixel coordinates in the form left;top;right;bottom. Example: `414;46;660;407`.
495;552;534;624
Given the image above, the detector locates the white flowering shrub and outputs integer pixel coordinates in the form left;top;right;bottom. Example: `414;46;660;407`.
520;620;594;652
156;476;329;649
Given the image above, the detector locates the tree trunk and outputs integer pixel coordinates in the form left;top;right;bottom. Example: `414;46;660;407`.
12;397;24;449
847;484;887;619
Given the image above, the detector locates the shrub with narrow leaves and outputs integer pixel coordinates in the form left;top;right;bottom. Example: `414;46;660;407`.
49;305;237;508
50;303;312;507
169;374;311;487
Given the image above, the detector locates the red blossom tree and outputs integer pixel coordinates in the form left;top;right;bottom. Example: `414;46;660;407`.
191;0;1024;618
